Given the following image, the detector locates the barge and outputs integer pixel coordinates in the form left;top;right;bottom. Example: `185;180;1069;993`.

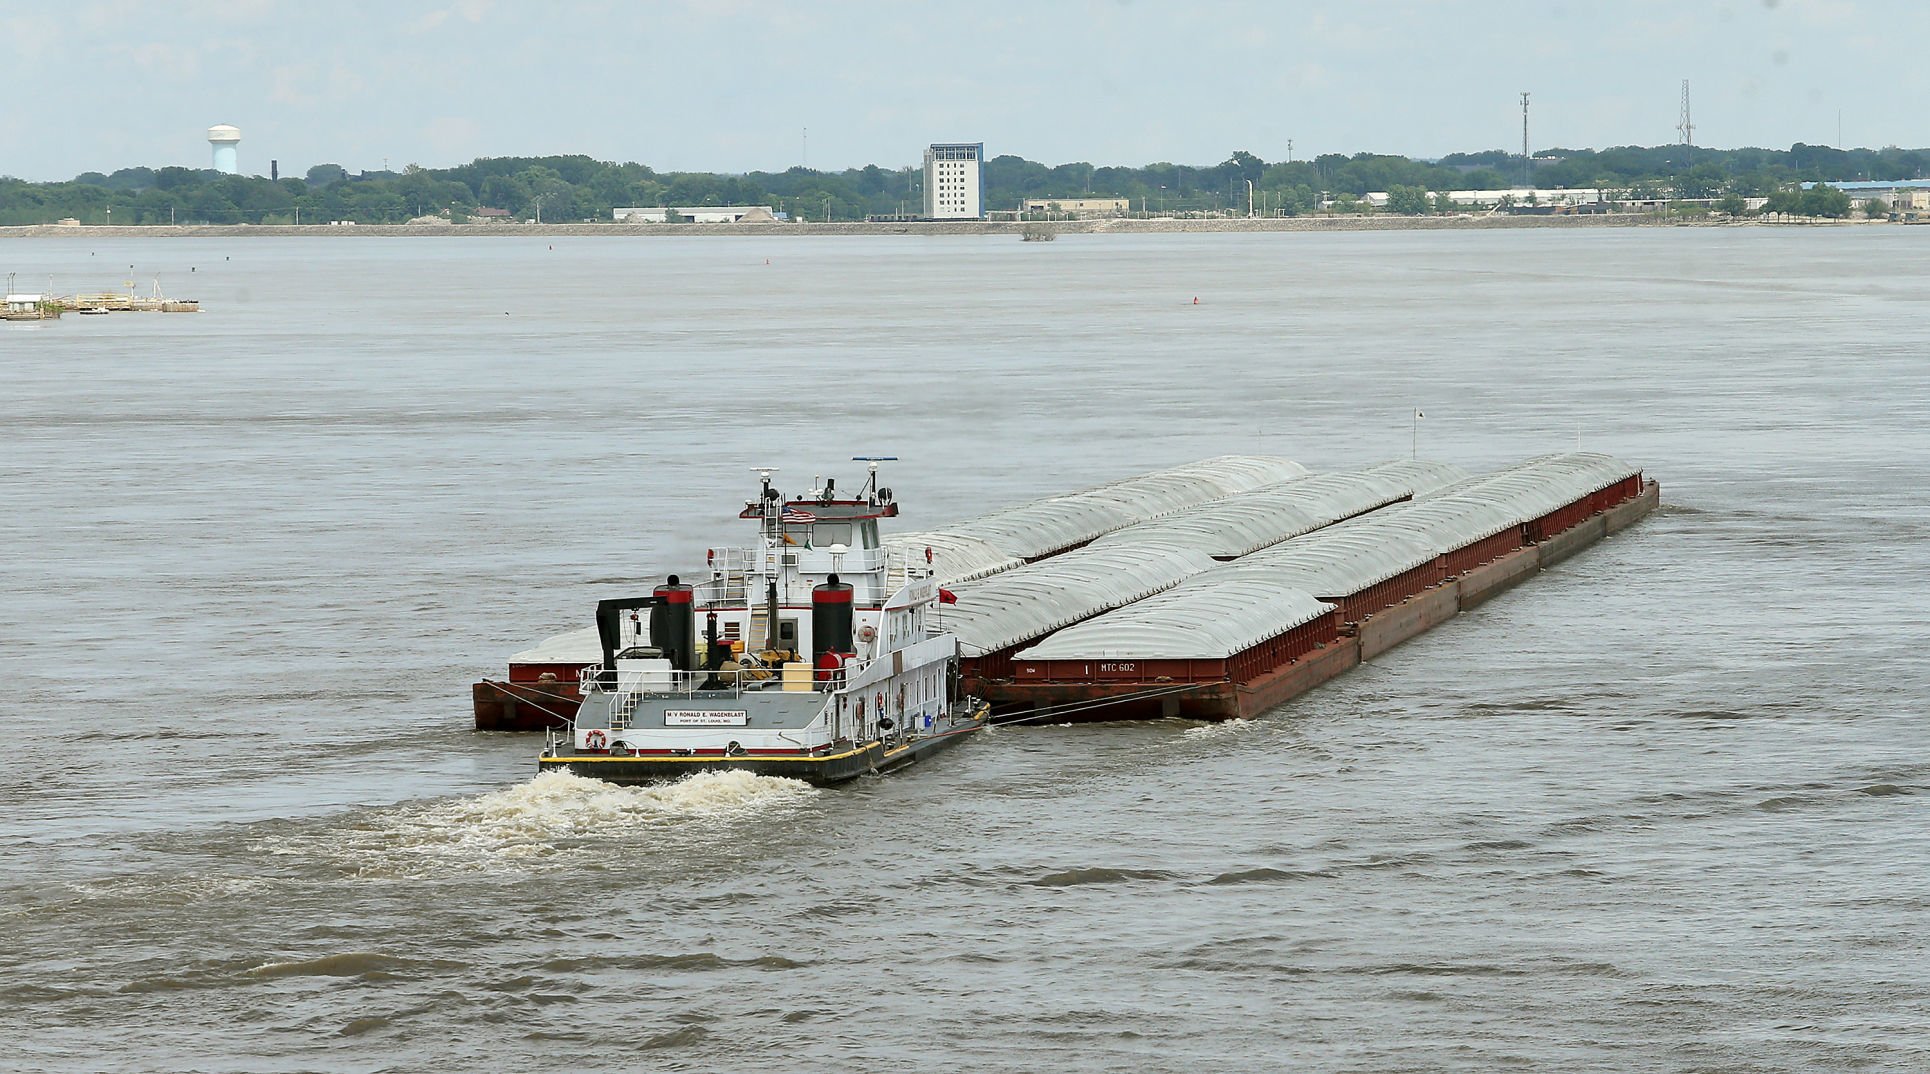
985;454;1657;720
480;451;1656;736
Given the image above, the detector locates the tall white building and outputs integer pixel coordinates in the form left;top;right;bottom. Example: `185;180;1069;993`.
923;143;984;219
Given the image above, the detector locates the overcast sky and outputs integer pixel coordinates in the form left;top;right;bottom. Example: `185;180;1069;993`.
2;0;1921;181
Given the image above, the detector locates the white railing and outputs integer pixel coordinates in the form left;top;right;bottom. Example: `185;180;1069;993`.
579;661;870;698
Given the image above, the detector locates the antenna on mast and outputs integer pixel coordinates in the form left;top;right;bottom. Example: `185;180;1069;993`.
749;467;781;534
1520;92;1532;188
1678;80;1695;161
851;456;898;499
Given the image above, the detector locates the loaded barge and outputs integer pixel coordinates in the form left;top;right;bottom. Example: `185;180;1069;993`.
478;451;1656;739
983;454;1656;720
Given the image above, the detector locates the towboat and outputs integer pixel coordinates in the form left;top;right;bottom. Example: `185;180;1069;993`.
538;461;988;786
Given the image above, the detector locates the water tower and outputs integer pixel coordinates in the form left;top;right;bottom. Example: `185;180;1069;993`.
208;125;241;174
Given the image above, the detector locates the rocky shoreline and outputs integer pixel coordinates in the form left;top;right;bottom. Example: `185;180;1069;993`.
0;214;1867;239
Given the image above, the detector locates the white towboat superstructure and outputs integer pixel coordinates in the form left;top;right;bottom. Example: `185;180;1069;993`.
539;462;987;785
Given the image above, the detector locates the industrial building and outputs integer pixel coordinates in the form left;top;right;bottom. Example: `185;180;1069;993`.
613;206;781;223
1360;188;1604;210
1810;180;1930;210
207;125;240;175
923;143;985;219
1021;197;1131;218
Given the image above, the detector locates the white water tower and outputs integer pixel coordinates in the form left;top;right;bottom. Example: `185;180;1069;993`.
208;125;241;174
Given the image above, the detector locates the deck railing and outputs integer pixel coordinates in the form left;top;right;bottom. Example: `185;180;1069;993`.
579;659;870;698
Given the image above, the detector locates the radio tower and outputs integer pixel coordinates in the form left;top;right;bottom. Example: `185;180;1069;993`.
1520;92;1531;188
1677;80;1695;146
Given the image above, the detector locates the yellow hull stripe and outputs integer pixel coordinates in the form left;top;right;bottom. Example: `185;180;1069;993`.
543;720;984;765
542;708;987;765
543;745;875;765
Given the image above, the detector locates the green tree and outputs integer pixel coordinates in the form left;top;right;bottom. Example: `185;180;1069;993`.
1863;198;1889;219
1762;188;1802;216
1385;186;1431;215
1224;150;1266;184
1716;193;1747;216
1799;185;1852;218
1675;163;1725;199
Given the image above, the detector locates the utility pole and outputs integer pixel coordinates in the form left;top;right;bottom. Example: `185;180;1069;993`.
1520;92;1532;188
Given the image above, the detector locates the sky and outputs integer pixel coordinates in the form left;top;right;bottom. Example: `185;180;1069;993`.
2;0;1923;181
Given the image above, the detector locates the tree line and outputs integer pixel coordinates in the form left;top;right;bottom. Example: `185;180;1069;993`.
1;142;1916;226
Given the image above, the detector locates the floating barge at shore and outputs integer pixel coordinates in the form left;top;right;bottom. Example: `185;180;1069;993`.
475;452;1656;730
60;293;200;313
3;297;60;320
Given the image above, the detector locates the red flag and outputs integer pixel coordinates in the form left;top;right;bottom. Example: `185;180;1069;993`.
937;587;958;605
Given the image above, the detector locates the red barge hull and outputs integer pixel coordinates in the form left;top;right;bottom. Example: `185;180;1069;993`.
473;678;584;732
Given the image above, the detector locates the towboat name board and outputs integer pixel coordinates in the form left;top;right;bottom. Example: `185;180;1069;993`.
665;710;750;726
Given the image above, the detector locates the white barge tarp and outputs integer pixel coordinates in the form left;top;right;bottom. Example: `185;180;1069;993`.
1018;579;1333;661
1358;458;1472;496
883;531;1025;587
945;462;1465;655
1087;470;1414;560
509;625;602;665
1219;529;1442;597
943;544;1218;657
1011;453;1641;662
909;454;1309;562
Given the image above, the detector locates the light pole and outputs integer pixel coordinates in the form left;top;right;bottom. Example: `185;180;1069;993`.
1158;186;1165;215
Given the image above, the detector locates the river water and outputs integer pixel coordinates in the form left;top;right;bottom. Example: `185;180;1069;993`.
2;229;1926;1072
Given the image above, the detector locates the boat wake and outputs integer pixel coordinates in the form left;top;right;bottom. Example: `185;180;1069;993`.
255;770;819;877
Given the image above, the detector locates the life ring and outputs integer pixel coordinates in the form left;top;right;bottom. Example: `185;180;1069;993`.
857;624;876;643
584;729;607;750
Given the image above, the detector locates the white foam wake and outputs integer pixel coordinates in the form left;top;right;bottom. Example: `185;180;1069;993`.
256;770;819;876
442;768;817;831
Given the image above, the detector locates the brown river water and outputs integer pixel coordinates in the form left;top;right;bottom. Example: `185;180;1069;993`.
2;229;1927;1072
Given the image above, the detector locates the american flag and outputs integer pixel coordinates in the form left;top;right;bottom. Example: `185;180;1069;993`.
781;508;815;523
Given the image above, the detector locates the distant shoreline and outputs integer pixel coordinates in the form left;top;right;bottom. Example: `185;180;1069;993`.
0;215;1875;239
